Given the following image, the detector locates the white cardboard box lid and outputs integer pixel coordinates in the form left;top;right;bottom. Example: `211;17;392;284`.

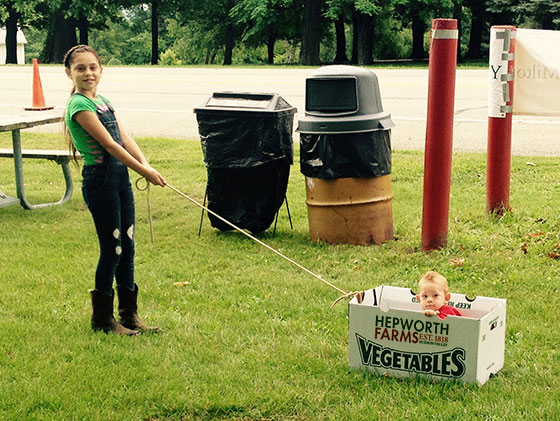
350;285;506;320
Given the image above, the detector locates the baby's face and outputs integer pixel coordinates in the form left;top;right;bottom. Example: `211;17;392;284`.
417;286;447;311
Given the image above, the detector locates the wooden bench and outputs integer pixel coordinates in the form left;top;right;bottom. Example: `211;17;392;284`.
0;148;75;163
0;148;78;210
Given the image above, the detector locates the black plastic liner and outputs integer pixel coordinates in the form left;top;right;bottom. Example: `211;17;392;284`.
299;130;391;180
195;93;296;233
198;114;294;169
206;159;290;234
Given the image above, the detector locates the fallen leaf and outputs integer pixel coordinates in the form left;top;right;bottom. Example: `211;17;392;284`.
547;252;560;260
173;281;191;287
520;243;528;254
449;257;464;267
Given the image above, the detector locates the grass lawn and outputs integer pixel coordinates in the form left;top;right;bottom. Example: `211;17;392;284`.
0;132;559;420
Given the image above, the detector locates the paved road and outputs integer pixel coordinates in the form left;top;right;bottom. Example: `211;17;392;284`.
1;65;559;155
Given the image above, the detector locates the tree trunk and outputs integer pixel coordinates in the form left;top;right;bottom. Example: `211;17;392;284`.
351;10;358;64
5;2;19;64
466;0;485;59
300;0;322;65
151;0;159;65
41;7;77;64
267;30;276;64
77;13;89;45
453;0;463;63
333;14;349;64
223;22;234;65
352;10;374;65
410;15;426;59
539;13;555;30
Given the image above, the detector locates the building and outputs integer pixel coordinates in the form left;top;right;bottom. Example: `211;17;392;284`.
0;27;27;64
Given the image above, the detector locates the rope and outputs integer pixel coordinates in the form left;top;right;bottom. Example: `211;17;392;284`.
136;177;361;307
135;177;155;244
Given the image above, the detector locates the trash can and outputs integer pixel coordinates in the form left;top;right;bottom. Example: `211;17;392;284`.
297;65;395;245
194;92;296;234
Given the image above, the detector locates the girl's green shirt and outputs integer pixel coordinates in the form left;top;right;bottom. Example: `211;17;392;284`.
65;94;113;166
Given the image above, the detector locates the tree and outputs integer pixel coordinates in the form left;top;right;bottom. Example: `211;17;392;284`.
325;0;352;63
40;0;77;63
174;0;242;65
231;0;300;64
0;0;43;64
513;0;560;29
150;0;158;64
485;0;515;27
452;0;462;62
393;0;453;60
140;0;180;65
464;0;485;59
3;1;20;63
352;9;374;64
34;0;127;63
299;0;322;65
351;0;381;64
529;0;560;29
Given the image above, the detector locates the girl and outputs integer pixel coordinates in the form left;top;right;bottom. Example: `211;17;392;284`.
64;45;166;335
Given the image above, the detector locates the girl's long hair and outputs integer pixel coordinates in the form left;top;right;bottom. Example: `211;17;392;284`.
61;45;102;165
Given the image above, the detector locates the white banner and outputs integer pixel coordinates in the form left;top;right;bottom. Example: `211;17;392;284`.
514;28;560;116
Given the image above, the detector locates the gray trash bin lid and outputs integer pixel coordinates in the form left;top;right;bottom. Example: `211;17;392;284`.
194;92;296;117
297;65;394;134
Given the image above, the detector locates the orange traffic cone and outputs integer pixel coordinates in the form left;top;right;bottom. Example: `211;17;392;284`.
24;58;54;111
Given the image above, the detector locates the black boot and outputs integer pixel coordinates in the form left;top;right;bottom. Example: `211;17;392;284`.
117;283;159;332
90;289;139;335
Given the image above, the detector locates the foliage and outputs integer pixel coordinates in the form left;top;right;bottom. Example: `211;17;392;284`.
231;0;300;45
354;0;382;16
0;0;37;22
158;48;183;65
0;133;560;419
18;26;42;63
89;20;153;65
487;0;560;29
165;18;224;65
3;0;560;65
373;19;412;60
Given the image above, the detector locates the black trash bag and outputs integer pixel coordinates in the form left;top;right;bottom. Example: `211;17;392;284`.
195;95;295;233
206;159;290;234
198;114;294;169
299;130;391;180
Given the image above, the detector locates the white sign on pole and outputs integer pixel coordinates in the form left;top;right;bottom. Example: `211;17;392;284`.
488;27;513;118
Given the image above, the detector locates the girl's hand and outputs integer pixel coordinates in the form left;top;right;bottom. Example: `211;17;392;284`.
144;166;167;187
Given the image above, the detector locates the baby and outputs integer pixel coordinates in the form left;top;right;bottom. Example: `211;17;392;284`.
416;271;462;320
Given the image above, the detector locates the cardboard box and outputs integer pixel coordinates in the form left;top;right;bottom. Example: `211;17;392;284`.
348;285;506;385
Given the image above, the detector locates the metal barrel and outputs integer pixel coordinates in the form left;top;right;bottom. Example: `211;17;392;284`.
305;174;394;245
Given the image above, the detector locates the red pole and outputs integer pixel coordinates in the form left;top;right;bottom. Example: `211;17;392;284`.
486;26;516;214
421;19;458;251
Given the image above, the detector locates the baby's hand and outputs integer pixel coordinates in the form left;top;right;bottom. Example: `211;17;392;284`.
424;309;439;317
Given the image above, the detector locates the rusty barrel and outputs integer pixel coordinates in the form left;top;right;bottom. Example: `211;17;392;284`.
305;175;394;245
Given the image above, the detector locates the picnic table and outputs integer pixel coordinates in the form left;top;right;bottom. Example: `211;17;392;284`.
0;111;77;210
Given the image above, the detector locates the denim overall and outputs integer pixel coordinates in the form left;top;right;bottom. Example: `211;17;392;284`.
80;96;135;294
